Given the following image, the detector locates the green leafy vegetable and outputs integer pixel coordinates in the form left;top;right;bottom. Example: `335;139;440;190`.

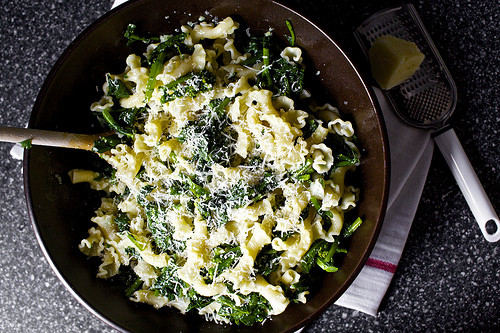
143;33;187;102
145;205;186;254
19;138;32;149
206;244;242;281
144;52;167;103
300;215;363;275
125;246;141;260
269;58;304;98
315;239;340;272
118;107;146;127
239;34;268;67
151;262;187;300
292;158;314;180
127;233;145;251
180;173;210;199
176;98;235;171
106;74;132;99
114;212;130;232
136;185;154;205
124;23;160;45
196;171;277;229
260;31;273;90
300;239;340;273
147;33;187;66
255;244;283;276
185;288;213;312
92;134;125;153
217;292;272;326
109;265;142;297
160;70;215;103
342;216;363;238
326;133;359;168
301;117;319;139
208;96;232;117
125;277;143;297
240;28;303;97
101;108;135;138
285;20;295;46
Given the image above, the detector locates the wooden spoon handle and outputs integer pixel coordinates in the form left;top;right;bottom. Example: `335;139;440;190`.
0;126;101;151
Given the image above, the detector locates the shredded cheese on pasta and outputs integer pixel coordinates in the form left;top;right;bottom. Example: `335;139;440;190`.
72;16;361;326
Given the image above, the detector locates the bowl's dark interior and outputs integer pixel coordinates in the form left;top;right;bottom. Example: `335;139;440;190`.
24;0;389;332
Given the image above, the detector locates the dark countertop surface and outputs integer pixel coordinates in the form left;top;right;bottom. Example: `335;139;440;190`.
0;0;498;332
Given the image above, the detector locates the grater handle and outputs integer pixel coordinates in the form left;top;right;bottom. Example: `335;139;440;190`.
434;127;500;242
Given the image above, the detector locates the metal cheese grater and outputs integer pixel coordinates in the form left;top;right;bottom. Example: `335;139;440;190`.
354;4;500;242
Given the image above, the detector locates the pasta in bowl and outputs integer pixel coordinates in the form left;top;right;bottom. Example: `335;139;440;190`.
24;0;389;332
70;16;363;325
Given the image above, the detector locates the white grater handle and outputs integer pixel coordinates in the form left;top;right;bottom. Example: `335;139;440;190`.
434;127;500;242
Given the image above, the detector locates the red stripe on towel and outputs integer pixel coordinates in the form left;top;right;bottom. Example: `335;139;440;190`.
365;258;397;274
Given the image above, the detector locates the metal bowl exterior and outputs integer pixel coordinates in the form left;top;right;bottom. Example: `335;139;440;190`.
23;0;389;332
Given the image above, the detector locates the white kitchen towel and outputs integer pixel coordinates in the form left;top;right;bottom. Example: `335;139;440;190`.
334;87;434;315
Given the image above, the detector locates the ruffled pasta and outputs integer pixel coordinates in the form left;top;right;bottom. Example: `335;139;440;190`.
73;16;361;326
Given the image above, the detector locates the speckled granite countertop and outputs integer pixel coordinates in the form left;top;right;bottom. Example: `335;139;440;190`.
0;0;498;332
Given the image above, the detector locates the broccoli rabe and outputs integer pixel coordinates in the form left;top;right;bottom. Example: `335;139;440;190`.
94;106;145;150
195;171;278;230
125;246;141;260
152;262;212;311
19;138;32;149
208;96;232;117
117;107;146;127
106;74;132;99
301;117;319;139
292;158;314;181
254;244;283;276
145;205;186;254
136;185;154;205
282;271;322;304
159;70;215;103
151;262;272;325
238;33;269;67
342;217;363;238
101;108;135;138
185;288;213;312
113;212;130;232
285;19;296;46
109;265;143;297
124;23;160;45
237;21;304;98
301;216;363;274
180;173;210;199
300;239;340;274
125;277;143;297
92;134;125;153
142;32;188;102
259;32;273;90
127;233;145;251
151;263;187;300
326;133;360;168
217;291;272;326
176;98;235;171
269;58;304;97
204;244;242;282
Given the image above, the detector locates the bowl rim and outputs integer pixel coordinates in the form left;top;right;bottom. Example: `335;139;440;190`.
23;0;390;331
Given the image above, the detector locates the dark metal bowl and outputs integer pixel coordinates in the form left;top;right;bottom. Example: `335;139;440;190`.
23;0;389;332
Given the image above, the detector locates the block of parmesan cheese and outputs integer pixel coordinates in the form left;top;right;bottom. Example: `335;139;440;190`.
368;35;425;90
